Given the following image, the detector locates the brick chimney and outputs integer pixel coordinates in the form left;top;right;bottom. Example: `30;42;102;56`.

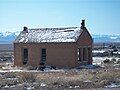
23;26;28;33
81;20;85;29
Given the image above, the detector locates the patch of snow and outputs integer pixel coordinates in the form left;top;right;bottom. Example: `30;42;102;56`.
26;86;34;90
10;85;16;88
92;50;105;53
0;70;10;73
74;86;79;88
19;38;25;42
113;52;120;54
4;85;9;88
110;36;118;39
9;69;24;72
83;80;92;82
93;57;120;62
69;86;73;88
105;83;120;88
40;83;46;87
6;78;18;80
2;31;12;37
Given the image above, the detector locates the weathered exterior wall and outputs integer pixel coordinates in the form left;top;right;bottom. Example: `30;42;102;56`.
14;43;77;68
76;29;93;65
46;43;77;68
14;43;23;66
77;29;93;46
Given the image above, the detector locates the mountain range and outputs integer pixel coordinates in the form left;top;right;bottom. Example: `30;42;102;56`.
0;31;120;44
0;31;20;44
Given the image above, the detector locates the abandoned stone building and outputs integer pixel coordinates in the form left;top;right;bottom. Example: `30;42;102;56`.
14;20;93;68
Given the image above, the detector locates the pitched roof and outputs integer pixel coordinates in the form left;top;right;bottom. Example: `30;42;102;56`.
14;27;83;43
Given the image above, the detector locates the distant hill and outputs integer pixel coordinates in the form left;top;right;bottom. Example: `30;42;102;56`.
0;31;120;44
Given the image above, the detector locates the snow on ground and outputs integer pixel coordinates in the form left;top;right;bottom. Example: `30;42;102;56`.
0;63;65;73
105;83;120;88
92;50;106;53
93;57;120;65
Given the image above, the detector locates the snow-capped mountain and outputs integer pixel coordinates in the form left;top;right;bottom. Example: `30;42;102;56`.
0;31;120;44
92;34;120;43
0;31;20;44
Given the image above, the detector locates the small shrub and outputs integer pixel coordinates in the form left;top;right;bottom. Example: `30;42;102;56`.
103;59;110;63
4;72;16;78
95;70;120;84
20;72;37;83
117;59;120;64
111;58;116;62
51;66;56;70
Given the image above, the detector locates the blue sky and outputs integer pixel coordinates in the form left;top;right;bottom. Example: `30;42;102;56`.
0;0;120;35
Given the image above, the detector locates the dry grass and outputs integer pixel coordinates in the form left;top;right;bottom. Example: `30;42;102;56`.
19;72;37;83
32;69;120;88
0;63;120;89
